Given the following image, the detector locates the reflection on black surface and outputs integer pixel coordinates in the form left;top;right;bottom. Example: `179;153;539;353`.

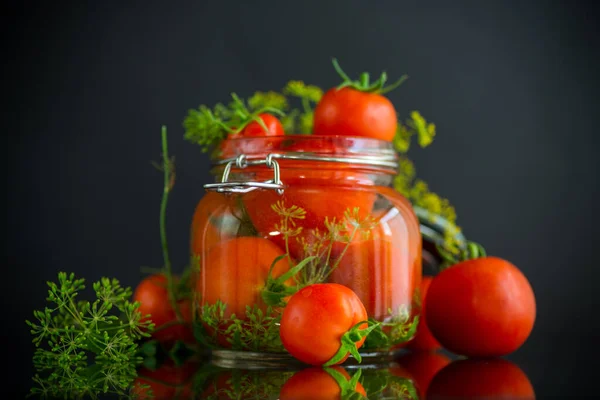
395;351;452;398
426;358;536;400
28;351;537;399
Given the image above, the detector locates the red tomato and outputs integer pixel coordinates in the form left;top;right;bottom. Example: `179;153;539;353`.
396;352;451;398
243;181;376;260
132;360;197;400
240;113;284;137
190;192;236;255
313;87;397;141
425;257;536;357
427;358;535;399
279;283;368;366
198;237;291;347
133;274;194;346
406;276;441;351
329;204;421;324
279;366;366;400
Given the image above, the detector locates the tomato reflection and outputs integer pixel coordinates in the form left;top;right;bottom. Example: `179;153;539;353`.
427;358;535;399
279;366;366;400
396;351;451;398
132;360;197;400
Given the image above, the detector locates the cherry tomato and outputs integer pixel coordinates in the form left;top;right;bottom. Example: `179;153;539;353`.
133;274;194;346
279;366;366;400
396;352;451;398
406;276;441;351
427;358;535;399
240;113;284;137
425;257;536;357
313;87;397;141
132;360;197;400
279;283;368;366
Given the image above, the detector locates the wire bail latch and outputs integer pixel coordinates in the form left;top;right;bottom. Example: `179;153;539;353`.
204;154;285;194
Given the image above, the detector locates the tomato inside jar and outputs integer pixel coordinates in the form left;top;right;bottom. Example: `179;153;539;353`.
191;135;422;359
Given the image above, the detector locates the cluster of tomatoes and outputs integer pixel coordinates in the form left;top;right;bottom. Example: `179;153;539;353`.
130;60;538;398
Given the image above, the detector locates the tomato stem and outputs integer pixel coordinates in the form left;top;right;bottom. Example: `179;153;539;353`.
331;58;408;95
323;320;380;367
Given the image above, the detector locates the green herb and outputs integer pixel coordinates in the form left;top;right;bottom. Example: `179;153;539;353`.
362;306;419;350
183;93;286;153
358;368;418;399
201;368;294;400
282;80;323;133
26;272;154;399
437;240;487;270
195;300;284;352
393;111;437;154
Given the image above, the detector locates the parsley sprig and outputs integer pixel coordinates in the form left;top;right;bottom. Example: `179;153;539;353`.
26;272;154;399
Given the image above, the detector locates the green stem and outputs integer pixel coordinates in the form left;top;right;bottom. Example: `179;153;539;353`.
324;225;359;280
160;126;183;321
301;97;311;114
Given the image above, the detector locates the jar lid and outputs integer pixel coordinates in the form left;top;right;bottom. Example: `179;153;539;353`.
206;135;399;194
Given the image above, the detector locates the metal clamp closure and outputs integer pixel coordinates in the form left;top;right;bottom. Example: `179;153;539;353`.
203;154;284;194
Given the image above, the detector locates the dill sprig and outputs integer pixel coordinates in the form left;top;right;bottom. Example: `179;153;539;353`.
393;111;437;154
183;93;286;153
26;272;154;399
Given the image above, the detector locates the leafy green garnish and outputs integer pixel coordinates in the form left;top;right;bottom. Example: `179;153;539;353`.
362;306;419;350
26;272;154;399
183;93;286;153
393;111;437;154
195;300;284;353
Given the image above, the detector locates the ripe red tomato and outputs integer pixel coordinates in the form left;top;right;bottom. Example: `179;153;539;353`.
396;352;451;398
240;113;284;137
198;237;291;347
133;274;194;345
242;179;376;260
406;276;441;351
279;366;366;400
199;237;291;317
329;204;421;326
190;192;236;255
425;257;536;357
279;283;369;366
313;87;397;141
427;358;535;399
132;360;197;400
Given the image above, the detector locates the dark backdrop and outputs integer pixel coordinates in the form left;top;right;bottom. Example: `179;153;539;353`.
4;0;599;397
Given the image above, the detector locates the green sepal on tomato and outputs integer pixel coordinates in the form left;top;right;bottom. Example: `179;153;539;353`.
313;58;407;142
279;283;379;366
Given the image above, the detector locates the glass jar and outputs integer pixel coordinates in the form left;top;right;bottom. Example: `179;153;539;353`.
191;135;422;362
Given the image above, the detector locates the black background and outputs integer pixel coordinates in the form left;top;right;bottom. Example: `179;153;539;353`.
4;0;600;397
